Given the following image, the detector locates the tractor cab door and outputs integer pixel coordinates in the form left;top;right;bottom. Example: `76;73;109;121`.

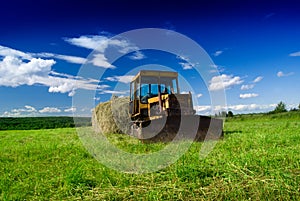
129;80;140;115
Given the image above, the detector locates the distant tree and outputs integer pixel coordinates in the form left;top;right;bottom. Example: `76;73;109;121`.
273;101;287;113
227;111;234;117
298;103;300;110
290;108;298;112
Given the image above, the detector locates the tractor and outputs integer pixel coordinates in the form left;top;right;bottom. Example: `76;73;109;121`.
129;70;223;142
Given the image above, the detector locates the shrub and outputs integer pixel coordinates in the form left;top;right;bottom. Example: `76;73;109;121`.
227;111;234;117
270;101;287;114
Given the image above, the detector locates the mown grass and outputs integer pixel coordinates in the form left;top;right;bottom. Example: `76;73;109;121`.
0;113;299;200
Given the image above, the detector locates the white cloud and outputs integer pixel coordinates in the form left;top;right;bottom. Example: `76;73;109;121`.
54;54;87;64
24;105;37;112
197;93;203;98
68;90;76;97
30;72;97;96
64;35;109;51
176;54;197;70
1;45;87;65
181;91;202;98
2;111;22;117
47;72;105;94
194;103;277;114
241;84;255;90
0;45;105;95
99;90;128;95
129;51;145;60
1;105;84;117
239;93;259;99
0;45;31;59
39;107;61;113
213;50;223;57
179;62;194;70
64;107;76;113
48;82;75;95
240;76;262;90
65;34;138;53
0;56;55;87
11;105;37;114
64;35;141;68
289;51;300;57
195;102;300;114
253;76;263;83
227;104;276;112
210;64;218;69
209;74;243;91
277;71;284;77
93;97;101;101
176;54;189;61
277;71;294;77
1;105;38;117
91;53;115;68
194;105;211;112
209;64;225;73
105;75;134;83
32;52;87;64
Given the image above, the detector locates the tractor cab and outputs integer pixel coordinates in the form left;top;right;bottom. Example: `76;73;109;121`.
129;70;179;120
129;70;196;122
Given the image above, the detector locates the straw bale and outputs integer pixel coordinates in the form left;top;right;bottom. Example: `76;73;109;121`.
92;96;131;134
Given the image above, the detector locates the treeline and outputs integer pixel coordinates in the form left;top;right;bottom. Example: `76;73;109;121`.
223;101;300;118
0;117;91;130
268;101;300;114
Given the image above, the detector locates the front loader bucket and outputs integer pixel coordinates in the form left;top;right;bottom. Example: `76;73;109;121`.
134;115;223;143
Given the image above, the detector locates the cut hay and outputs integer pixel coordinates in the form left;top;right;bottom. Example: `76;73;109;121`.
92;96;131;134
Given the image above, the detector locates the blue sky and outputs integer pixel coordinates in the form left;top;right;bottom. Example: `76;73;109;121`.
0;0;300;116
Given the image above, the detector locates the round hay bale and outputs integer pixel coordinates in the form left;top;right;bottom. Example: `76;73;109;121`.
92;96;131;134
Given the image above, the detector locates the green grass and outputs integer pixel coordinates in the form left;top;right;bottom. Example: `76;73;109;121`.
0;113;300;200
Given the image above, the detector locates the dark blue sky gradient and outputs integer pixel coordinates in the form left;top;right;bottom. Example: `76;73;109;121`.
2;0;300;55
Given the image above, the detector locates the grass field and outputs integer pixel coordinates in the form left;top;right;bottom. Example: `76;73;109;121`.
0;112;300;200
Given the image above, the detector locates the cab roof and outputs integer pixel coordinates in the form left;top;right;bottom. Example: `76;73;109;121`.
131;70;178;82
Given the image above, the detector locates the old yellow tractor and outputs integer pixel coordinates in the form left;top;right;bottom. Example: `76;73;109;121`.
129;70;223;142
